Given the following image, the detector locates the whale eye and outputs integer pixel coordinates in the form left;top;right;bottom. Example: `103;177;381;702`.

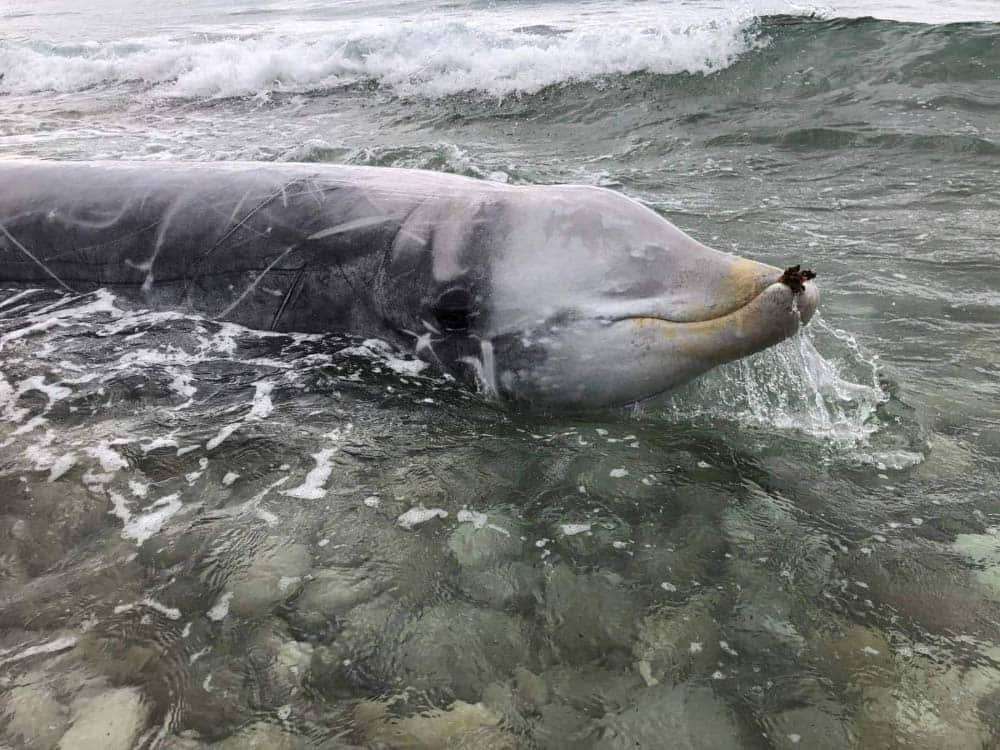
432;288;475;333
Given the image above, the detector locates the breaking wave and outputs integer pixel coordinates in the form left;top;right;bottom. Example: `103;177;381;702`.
3;13;998;107
0;14;760;99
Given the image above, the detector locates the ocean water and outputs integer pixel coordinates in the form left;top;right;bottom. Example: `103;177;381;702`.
1;0;1000;748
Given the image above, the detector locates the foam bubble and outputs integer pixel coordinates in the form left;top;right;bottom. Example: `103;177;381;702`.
84;442;128;472
207;591;233;621
397;505;448;530
0;636;77;667
206;422;241;451
47;452;78;481
457;509;488;528
139;598;182;620
281;425;352;500
337;339;428;377
248;381;275;419
119;493;183;545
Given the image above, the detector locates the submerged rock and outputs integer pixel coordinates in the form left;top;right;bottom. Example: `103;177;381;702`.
625;516;726;592
357;699;516;749
158;735;211;749
446;510;537;609
540;664;645;718
180;659;256;739
0;517;30;594
15;481;109;575
632;592;725;684
448;514;523;570
396;603;535;702
532;702;594;749
542;565;639;664
288;565;382;629
729;602;805;663
595;683;743;750
887;642;1000;749
724;564;806;665
245;624;315;704
312;508;449;607
480;681;529;736
456;561;541;610
214;721;306;749
306;592;408;696
839;543;1000;638
852;685;900;748
951;529;1000;601
223;540;312;619
512;666;549;713
1;681;68;749
762;705;853;749
809;624;894;690
720;485;834;599
57;687;149;750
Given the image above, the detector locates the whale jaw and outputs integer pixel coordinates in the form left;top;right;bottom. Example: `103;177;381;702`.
490;272;819;411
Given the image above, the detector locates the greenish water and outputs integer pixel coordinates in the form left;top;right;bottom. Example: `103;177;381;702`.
2;2;1000;748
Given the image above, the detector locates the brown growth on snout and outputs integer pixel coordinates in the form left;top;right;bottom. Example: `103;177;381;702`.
779;265;817;294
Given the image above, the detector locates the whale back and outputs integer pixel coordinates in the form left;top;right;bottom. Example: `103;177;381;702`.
0;161;489;333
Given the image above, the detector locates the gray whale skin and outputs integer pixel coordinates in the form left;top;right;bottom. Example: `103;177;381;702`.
0;160;818;410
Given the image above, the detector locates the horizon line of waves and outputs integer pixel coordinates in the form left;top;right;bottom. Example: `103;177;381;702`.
0;14;763;99
657;314;888;448
3;14;1000;102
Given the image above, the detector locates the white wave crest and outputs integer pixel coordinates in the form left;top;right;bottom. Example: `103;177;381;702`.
0;16;761;99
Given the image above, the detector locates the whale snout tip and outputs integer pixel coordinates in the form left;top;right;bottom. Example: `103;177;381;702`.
778;265;819;326
778;264;817;295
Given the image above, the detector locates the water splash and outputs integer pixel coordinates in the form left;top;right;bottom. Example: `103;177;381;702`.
657;314;887;446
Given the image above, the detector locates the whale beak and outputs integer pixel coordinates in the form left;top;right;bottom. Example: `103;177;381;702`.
665;256;819;333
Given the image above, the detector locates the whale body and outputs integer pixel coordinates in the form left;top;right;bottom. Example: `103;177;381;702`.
0;160;818;409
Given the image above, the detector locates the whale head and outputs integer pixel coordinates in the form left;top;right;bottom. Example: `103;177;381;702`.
382;184;818;411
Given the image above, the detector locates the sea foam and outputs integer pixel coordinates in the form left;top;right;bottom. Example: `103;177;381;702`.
0;16;760;99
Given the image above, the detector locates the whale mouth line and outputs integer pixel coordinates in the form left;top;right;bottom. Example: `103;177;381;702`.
610;266;818;329
613;280;793;328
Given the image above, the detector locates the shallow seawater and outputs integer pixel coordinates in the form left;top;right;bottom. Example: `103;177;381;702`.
3;0;1000;748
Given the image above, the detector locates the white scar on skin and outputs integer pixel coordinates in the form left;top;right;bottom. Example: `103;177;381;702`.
460;338;498;397
218;245;299;319
124;195;184;293
0;222;74;292
306;215;399;240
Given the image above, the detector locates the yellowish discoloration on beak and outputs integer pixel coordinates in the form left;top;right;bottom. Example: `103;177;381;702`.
630;280;804;363
676;255;782;322
716;257;780;309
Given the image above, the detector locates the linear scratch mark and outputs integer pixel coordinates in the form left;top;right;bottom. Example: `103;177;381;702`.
0;222;75;292
183;181;298;293
123;195;185;293
217;245;299;320
271;265;306;330
226;188;256;228
303;178;328;209
307;215;398;240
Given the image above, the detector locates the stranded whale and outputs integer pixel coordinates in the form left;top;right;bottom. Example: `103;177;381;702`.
0;160;818;409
